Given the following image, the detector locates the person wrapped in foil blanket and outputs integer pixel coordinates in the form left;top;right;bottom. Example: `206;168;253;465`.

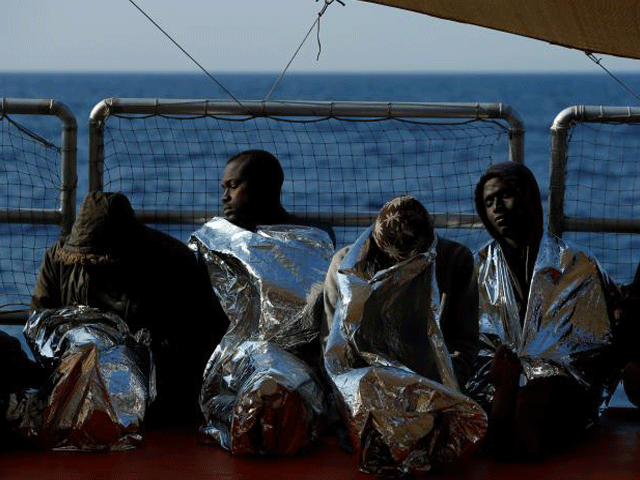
189;217;334;455
21;191;222;450
467;162;620;458
323;196;487;476
16;306;154;451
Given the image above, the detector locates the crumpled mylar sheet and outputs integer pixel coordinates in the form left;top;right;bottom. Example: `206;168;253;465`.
189;218;334;454
21;306;155;451
200;340;327;455
324;227;487;476
466;233;618;417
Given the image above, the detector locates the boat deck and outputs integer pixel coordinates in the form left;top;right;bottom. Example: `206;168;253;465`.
2;321;639;479
2;407;639;480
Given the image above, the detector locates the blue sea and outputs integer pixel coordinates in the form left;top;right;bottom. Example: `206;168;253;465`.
4;71;640;254
3;71;640;248
3;71;640;189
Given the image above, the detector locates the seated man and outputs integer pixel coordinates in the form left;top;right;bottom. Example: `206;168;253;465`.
0;330;44;449
322;196;486;476
29;191;225;444
621;357;640;408
221;149;335;244
324;195;479;386
468;162;618;459
189;149;335;455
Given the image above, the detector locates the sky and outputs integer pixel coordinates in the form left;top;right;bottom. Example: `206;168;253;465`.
1;0;640;73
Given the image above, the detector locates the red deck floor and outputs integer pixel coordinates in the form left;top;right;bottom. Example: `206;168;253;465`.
1;409;639;480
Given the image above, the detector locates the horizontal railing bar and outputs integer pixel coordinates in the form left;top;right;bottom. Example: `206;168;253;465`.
0;209;62;224
91;98;523;123
0;310;30;324
564;216;640;234
552;105;640;130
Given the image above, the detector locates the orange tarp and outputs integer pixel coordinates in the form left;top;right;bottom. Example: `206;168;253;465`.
359;0;640;60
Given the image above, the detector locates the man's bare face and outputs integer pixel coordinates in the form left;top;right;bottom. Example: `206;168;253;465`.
221;158;253;229
482;177;527;248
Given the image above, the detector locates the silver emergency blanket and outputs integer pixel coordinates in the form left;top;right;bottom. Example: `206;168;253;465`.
22;306;154;451
466;233;617;416
189;218;334;454
324;227;487;476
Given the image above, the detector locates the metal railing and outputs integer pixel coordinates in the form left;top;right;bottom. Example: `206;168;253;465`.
548;105;640;237
1;98;77;236
88;98;524;230
0;98;77;318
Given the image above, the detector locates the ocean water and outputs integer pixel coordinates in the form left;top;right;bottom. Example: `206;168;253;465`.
3;71;640;187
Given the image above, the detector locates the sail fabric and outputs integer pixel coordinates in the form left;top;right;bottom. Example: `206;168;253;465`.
358;0;640;60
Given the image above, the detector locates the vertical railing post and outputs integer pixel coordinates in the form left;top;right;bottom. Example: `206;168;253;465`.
88;99;109;192
53;100;78;237
500;104;525;164
547;107;575;238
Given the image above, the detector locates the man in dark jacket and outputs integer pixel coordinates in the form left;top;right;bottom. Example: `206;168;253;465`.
321;196;485;474
470;162;617;459
0;330;44;448
31;191;227;424
617;262;640;408
323;195;479;386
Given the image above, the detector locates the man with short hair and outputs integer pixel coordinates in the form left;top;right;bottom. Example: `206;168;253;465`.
323;195;479;386
221;149;290;231
189;149;335;455
221;149;335;243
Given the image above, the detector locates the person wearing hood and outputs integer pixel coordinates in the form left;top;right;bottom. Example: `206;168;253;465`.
469;162;617;460
616;262;640;409
30;191;228;425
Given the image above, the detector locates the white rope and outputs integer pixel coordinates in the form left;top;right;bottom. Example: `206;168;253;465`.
128;0;246;110
264;0;345;102
586;52;640;106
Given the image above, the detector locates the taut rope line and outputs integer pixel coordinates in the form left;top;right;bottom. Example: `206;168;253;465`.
128;0;247;111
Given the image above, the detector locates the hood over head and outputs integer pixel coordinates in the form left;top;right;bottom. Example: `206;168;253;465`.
474;162;543;249
57;191;144;265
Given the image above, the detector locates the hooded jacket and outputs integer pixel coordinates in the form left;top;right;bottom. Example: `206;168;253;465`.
474;162;544;320
30;191;228;421
468;162;617;417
